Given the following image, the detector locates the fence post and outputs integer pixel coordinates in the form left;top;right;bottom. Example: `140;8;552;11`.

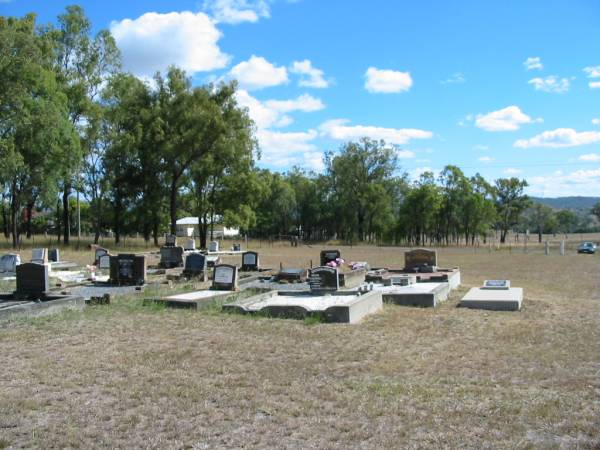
545;241;549;255
560;240;565;256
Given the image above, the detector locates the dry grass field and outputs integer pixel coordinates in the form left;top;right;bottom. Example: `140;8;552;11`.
1;239;600;448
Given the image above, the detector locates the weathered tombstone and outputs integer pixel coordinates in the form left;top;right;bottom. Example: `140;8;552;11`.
98;254;111;270
232;243;241;251
183;253;207;281
94;247;108;265
320;249;341;266
404;249;437;272
15;263;49;299
183;238;196;251
212;264;238;291
482;279;510;290
31;248;48;265
109;254;146;286
0;253;21;273
159;246;184;268
309;266;339;292
48;249;60;263
241;251;259;271
165;234;177;247
208;241;219;252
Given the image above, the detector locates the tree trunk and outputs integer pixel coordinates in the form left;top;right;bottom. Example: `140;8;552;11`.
1;195;9;239
10;182;19;249
63;184;71;245
25;202;34;238
169;177;178;235
56;199;62;243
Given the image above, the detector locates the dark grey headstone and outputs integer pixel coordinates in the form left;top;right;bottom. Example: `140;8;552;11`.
241;251;259;271
183;253;207;281
165;234;177;247
159;246;184;268
404;249;438;272
109;254;146;286
212;264;238;291
309;266;339;292
16;263;49;298
320;249;341;266
48;248;60;263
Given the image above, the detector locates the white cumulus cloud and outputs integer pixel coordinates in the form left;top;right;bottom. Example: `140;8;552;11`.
364;67;412;93
583;66;600;78
504;168;522;175
514;128;600;148
578;153;600;162
290;60;330;88
229;55;288;90
257;129;323;170
592;118;600;126
475;106;539;132
319;119;432;145
528;168;600;196
110;11;229;77
524;57;543;71
478;156;494;163
528;75;570;93
203;0;270;24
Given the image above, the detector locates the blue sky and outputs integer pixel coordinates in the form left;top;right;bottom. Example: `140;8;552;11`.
2;0;600;197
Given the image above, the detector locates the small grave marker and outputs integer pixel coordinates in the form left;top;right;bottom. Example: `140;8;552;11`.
15;263;49;298
482;279;510;290
0;253;20;273
320;249;341;266
208;241;219;252
241;251;259;271
31;248;48;265
165;234;177;247
212;264;238;291
404;249;437;272
309;266;339;292
183;238;196;251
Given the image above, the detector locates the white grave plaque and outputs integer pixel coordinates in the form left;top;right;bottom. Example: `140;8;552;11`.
215;265;233;284
482;279;510;290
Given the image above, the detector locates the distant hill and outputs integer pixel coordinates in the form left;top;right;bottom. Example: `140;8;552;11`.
531;196;600;210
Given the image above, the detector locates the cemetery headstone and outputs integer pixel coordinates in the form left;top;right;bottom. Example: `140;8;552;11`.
275;268;308;282
183;253;207;281
0;253;20;273
31;248;48;265
212;264;238;291
320;249;341;266
309;266;339;292
241;251;260;271
165;234;177;247
482;279;510;290
184;238;196;251
208;241;219;252
48;248;60;263
94;247;108;265
109;254;146;286
159;246;184;268
404;249;437;272
15;263;49;299
232;243;241;251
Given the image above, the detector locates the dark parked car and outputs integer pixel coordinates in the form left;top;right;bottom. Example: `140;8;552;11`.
577;242;597;254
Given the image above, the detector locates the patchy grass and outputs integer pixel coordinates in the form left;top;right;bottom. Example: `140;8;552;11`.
0;244;599;448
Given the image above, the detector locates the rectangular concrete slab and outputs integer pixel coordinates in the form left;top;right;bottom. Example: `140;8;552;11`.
223;290;382;324
460;287;523;311
154;290;235;309
374;282;450;307
0;294;85;320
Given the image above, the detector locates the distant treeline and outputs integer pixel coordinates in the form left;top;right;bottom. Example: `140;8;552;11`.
2;8;599;249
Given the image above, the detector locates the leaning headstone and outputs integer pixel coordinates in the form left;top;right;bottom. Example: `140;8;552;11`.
94;247;108;265
109;254;146;286
208;241;219;252
404;249;437;273
320;249;341;266
165;234;177;247
31;248;48;265
48;248;60;263
15;263;49;299
241;251;259;271
309;266;339;292
0;253;21;273
212;264;238;291
183;238;196;251
159;246;184;268
183;253;207;281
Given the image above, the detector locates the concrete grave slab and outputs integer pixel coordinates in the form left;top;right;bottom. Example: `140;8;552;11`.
159;290;235;309
460;287;523;311
373;282;450;307
223;290;382;324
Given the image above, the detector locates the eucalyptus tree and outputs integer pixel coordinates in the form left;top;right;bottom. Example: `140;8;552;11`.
495;177;530;243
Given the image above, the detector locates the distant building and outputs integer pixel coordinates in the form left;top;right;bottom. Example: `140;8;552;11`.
176;217;239;238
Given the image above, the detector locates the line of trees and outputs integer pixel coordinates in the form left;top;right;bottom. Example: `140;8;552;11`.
1;7;593;250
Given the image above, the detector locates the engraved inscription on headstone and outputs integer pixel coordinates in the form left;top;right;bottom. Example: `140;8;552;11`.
309;266;339;292
109;254;146;286
404;249;437;272
241;251;259;271
15;263;49;298
320;250;341;266
212;264;238;291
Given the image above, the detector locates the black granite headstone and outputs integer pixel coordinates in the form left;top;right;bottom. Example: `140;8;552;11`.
159;246;184;268
309;266;339;292
320;249;341;266
404;249;437;272
241;251;259;271
109;254;146;286
183;253;207;281
212;264;238;291
48;248;60;263
15;263;49;298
